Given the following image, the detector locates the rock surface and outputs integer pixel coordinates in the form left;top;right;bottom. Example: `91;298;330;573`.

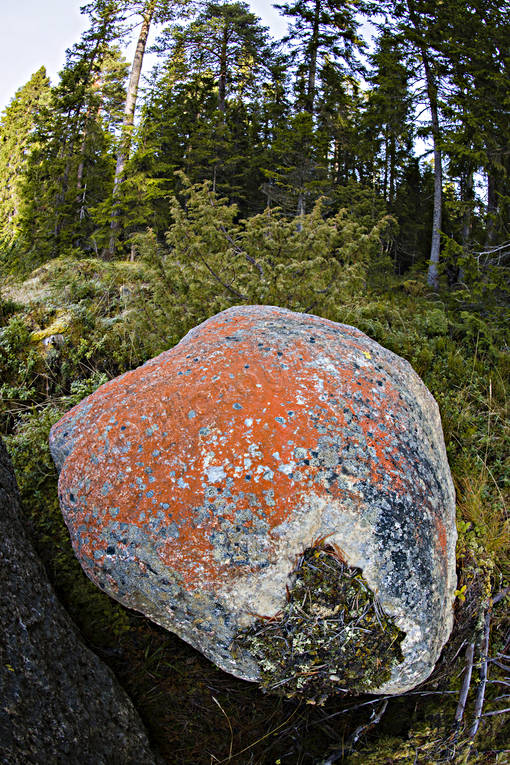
0;438;159;765
50;305;457;696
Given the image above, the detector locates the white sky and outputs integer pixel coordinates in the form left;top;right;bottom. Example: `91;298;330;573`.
0;0;288;112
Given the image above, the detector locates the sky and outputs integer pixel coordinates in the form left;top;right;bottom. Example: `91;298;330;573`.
0;0;288;112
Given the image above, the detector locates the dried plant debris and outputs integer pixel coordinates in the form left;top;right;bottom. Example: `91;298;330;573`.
237;545;405;704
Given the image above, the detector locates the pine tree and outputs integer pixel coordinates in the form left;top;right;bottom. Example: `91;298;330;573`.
0;68;50;253
16;39;127;269
363;29;414;208
275;0;364;114
106;0;196;257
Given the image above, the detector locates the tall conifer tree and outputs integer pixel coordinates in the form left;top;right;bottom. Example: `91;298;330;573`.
106;0;196;256
275;0;364;114
0;68;50;252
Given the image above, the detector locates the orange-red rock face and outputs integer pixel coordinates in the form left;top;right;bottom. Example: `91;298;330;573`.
50;306;456;694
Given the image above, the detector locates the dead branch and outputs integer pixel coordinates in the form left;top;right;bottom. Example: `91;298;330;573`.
492;587;509;605
453;642;475;734
482;707;510;717
467;607;491;744
322;699;388;764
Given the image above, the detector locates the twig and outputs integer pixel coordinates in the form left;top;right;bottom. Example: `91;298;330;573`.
218;222;264;277
444;641;476;761
492;587;509;605
322;699;388;764
482;707;510;717
467;608;491;742
315;691;456;727
215;703;301;764
198;254;246;300
453;642;475;733
212;696;233;762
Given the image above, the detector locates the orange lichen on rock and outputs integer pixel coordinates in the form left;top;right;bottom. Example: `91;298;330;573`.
50;306;456;695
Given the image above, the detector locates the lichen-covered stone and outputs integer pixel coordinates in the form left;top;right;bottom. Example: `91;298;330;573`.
50;305;456;696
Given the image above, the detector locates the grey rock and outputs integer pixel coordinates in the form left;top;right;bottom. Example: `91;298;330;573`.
0;438;160;765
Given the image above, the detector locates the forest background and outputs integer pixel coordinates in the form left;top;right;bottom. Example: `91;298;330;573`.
0;0;509;762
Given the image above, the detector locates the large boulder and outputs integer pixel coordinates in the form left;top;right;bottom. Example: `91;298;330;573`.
50;306;456;699
0;438;159;765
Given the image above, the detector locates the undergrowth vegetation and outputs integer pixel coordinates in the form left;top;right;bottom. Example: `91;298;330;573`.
1;181;508;763
238;545;405;703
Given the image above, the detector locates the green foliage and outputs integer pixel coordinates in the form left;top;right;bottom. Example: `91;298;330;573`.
8;43;129;272
0;67;51;250
130;175;395;352
0;316;39;410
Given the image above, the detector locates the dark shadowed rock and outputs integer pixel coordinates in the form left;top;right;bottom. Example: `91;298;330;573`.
0;438;159;765
50;306;456;698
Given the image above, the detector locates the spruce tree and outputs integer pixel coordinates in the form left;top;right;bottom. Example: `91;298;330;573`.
0;68;50;253
106;0;197;257
275;0;364;114
363;29;414;208
440;0;510;249
138;2;276;217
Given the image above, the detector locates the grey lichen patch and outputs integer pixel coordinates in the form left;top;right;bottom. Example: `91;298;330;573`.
236;545;405;704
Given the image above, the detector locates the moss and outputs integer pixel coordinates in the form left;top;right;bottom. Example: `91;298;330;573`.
30;309;71;344
236;545;405;704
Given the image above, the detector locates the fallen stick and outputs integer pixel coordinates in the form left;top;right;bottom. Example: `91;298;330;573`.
467;607;491;743
322;699;389;764
454;642;475;732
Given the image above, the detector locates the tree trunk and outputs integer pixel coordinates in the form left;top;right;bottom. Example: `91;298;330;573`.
296;193;305;231
486;166;497;245
107;0;156;258
306;0;321;114
406;0;442;290
458;168;473;283
383;131;388;201
389;132;396;206
218;25;228;116
427;100;443;290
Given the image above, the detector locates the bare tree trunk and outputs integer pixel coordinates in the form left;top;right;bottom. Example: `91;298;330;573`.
424;60;442;290
458;168;473;283
306;0;321;114
383;131;388;201
389;133;396;206
296;193;305;232
107;0;156;258
406;0;442;290
218;25;228;116
486;166;497;245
